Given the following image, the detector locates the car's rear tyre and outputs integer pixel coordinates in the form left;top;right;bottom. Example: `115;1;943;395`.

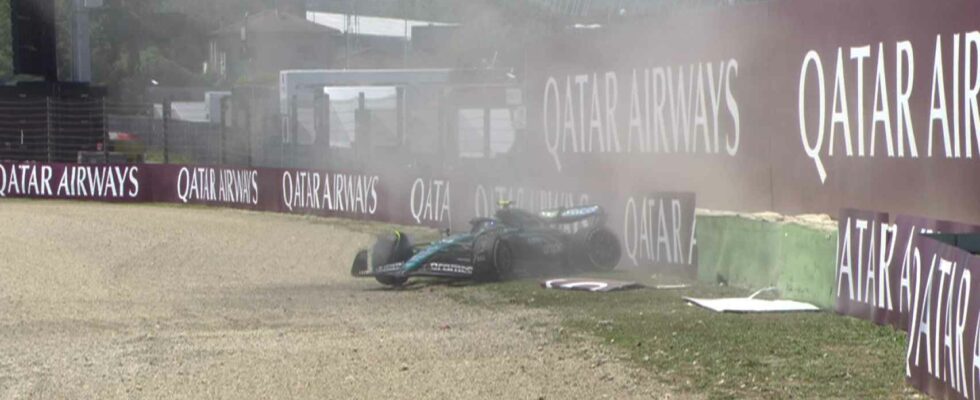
575;227;621;272
473;234;514;282
493;240;515;278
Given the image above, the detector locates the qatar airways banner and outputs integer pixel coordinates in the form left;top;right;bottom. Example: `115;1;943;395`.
0;162;144;201
143;165;389;221
833;209;980;398
152;165;261;208
904;237;980;400
835;209;980;330
525;0;980;224
0;162;393;224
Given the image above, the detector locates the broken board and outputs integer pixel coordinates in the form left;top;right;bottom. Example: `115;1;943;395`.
541;278;643;292
684;288;821;313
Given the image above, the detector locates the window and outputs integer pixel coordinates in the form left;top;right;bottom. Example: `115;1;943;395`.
489;109;516;157
457;109;485;158
457;108;517;159
321;86;399;148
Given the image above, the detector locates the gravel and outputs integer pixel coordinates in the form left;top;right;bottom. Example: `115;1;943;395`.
0;200;682;399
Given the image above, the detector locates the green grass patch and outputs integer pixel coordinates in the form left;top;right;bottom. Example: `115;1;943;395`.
458;272;917;399
143;150;196;165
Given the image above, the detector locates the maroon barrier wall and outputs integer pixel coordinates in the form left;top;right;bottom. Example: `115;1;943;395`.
148;166;409;225
904;236;980;400
521;0;980;226
0;161;698;274
0;162;390;221
833;210;980;398
835;209;980;330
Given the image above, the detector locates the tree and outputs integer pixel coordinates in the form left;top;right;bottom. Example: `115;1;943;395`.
0;0;545;93
0;1;12;79
84;0;284;99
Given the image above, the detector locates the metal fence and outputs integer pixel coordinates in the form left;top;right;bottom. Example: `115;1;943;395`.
0;81;517;173
0;98;106;163
0;99;251;166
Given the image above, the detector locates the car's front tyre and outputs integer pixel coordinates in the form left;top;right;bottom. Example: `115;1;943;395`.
351;249;369;276
369;231;414;287
375;274;409;287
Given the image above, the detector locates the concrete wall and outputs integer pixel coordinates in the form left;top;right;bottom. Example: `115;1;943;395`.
696;213;838;309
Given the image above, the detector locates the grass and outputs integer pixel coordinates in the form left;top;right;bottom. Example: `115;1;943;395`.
450;271;918;400
143;150;196;165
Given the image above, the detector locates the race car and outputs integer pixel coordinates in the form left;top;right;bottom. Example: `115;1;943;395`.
351;202;622;286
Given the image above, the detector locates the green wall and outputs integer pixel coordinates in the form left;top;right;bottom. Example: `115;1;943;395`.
696;214;838;309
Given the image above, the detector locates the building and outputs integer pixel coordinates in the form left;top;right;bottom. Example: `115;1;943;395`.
305;11;458;69
209;9;341;85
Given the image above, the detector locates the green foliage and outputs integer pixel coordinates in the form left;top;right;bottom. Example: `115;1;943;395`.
156;0;279;27
85;0;291;98
0;0;534;93
143;150;194;165
0;0;11;78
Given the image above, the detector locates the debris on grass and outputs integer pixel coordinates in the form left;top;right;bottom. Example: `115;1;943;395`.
470;270;913;399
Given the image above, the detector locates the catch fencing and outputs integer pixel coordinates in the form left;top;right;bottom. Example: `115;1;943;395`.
0;99;251;167
0;98;106;163
104;103;230;165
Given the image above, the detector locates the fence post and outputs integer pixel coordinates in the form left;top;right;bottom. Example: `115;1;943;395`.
45;97;53;162
220;97;228;165
102;97;109;163
287;95;298;168
245;103;252;168
355;92;371;168
162;99;171;164
483;107;491;158
145;103;153;163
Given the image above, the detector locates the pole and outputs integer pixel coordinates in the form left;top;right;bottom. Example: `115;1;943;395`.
220;97;228;165
245;102;252;167
396;87;404;147
402;0;409;68
289;95;298;146
162;99;171;164
45;97;52;162
483;107;491;158
345;0;352;69
71;0;93;82
102;97;109;162
145;103;153;163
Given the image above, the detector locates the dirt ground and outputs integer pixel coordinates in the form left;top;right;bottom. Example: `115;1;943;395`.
0;200;680;399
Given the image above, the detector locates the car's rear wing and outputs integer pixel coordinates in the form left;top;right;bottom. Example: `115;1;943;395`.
539;205;605;225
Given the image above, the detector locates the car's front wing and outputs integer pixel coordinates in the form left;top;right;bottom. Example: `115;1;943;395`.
354;261;476;280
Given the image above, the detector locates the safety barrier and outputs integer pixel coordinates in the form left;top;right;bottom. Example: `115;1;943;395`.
0;160;699;278
697;213;838;309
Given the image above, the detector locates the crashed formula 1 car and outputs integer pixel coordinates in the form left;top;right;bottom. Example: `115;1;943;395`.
351;202;622;287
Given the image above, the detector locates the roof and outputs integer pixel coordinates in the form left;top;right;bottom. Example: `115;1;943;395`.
305;11;456;39
213;9;340;36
